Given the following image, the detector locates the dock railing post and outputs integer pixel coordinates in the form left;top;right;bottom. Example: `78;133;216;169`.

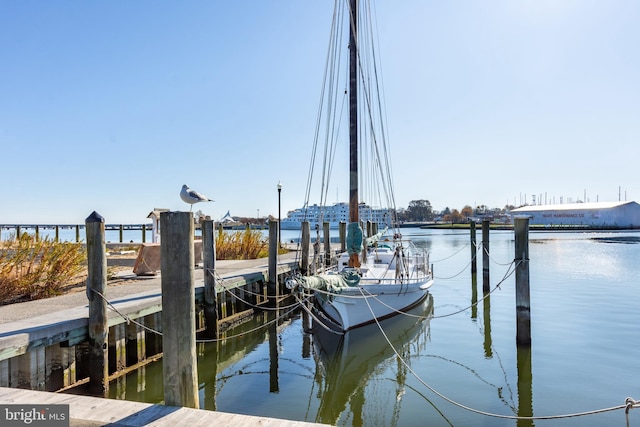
268;219;279;304
323;221;331;266
202;219;218;338
470;221;477;274
339;221;346;253
514;216;532;346
85;211;109;396
482;219;490;293
301;221;310;275
160;211;199;408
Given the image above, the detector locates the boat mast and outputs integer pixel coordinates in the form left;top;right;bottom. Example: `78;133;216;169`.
348;0;360;268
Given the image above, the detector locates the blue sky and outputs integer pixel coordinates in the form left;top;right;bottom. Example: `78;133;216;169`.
1;1;638;224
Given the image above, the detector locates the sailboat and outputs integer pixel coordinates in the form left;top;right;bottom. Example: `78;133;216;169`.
286;0;434;332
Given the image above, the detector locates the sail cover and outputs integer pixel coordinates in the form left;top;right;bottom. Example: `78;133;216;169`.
346;222;363;255
288;269;361;293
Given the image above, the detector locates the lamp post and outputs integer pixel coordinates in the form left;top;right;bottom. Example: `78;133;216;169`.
277;181;282;247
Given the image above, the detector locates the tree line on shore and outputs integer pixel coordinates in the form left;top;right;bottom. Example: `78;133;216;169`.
396;200;514;224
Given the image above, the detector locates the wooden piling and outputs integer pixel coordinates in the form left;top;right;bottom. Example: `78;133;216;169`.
75;225;80;243
202;219;218;338
323;222;330;266
470;221;477;274
85;211;109;396
119;224;124;243
268;220;279;302
35;225;40;241
55;225;59;242
160;211;199;408
301;221;310;275
482;220;490;293
514;216;532;346
339;222;346;252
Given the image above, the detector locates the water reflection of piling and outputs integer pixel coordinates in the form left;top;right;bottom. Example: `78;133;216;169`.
269;311;280;393
517;344;534;427
471;273;478;320
483;292;492;358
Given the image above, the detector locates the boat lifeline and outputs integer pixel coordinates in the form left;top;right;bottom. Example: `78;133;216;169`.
285;0;434;332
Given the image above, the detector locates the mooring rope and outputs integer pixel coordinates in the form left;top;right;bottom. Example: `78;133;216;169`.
220;285;302;311
359;286;639;423
479;243;516;266
196;303;305;343
293;292;344;335
90;289;163;337
433;259;474;280
430;242;471;263
90;288;308;343
431;259;520;319
359;259;520;321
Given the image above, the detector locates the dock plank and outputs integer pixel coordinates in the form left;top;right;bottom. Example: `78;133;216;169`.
0;387;331;427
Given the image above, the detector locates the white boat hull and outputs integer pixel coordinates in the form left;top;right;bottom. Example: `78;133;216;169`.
314;277;433;331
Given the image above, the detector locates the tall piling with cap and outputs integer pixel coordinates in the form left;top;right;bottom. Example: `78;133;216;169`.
482;220;490;293
470;221;477;274
202;219;218;338
323;222;331;267
339;221;346;253
268;219;279;304
514;216;532;346
301;221;310;275
85;211;109;396
160;211;199;408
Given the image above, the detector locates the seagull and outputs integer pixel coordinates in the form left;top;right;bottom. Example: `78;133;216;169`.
180;184;213;210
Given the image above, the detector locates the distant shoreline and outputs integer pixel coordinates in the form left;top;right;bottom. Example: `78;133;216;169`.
415;223;640;231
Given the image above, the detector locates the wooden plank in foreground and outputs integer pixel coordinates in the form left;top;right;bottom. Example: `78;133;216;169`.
0;387;332;427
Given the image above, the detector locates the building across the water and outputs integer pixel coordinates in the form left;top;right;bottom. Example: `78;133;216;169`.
510;201;640;229
281;202;392;230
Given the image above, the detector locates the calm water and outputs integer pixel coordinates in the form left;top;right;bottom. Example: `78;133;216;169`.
108;228;640;426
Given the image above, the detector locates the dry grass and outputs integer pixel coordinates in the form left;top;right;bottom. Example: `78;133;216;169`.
215;227;269;260
0;232;86;304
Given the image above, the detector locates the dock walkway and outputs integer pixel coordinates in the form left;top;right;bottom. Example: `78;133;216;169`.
0;251;333;427
0;386;330;426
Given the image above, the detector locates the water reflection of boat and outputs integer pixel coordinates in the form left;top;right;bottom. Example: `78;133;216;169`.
312;294;434;425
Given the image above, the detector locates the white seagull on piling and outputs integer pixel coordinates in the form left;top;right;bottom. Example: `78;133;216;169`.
180;184;214;210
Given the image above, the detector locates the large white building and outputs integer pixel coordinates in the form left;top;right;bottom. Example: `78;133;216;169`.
510;201;640;229
280;202;392;230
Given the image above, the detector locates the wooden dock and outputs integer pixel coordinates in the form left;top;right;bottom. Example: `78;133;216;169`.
0;387;331;426
0;249;337;426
